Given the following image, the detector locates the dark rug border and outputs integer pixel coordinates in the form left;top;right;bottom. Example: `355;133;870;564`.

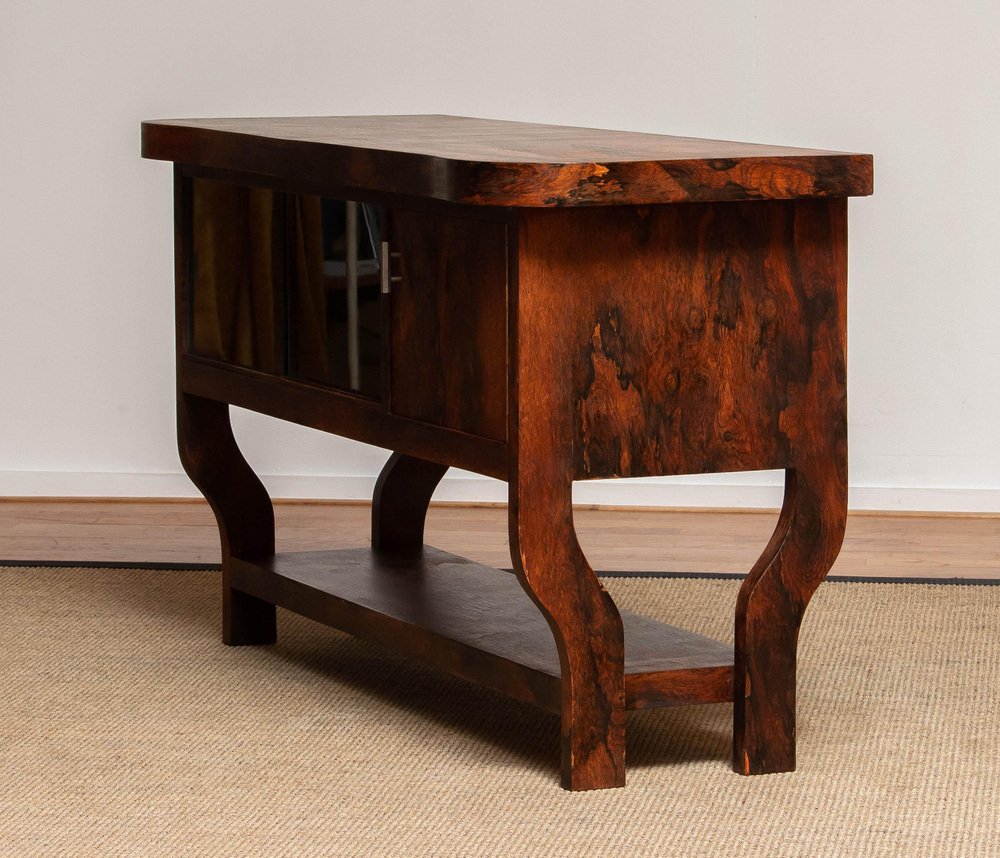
0;559;223;571
597;570;1000;586
1;559;997;586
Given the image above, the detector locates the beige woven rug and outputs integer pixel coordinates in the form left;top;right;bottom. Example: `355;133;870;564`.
2;566;999;857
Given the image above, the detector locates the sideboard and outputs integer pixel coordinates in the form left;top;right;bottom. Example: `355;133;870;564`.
142;115;873;790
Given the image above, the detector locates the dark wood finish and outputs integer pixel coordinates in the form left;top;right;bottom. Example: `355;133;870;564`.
626;665;734;711
227;547;733;715
388;208;508;441
175;171;276;644
733;439;847;773
180;356;507;480
512;200;846;480
371;453;448;553
727;199;849;775
509;231;626;789
515;199;847;783
176;394;277;645
153;115;868;791
143;115;873;207
176;162;521;226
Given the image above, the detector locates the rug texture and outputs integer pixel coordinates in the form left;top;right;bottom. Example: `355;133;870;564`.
2;566;998;857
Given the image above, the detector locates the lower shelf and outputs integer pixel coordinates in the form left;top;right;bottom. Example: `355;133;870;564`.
229;547;734;713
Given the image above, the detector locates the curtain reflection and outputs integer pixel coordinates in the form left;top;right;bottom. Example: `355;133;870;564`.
191;180;282;372
288;194;329;381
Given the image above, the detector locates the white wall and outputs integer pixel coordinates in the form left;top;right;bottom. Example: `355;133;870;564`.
2;0;998;512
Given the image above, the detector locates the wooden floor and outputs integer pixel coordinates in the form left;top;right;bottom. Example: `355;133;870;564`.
1;499;997;580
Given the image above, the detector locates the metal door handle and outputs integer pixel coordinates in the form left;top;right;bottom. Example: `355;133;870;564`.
380;241;402;294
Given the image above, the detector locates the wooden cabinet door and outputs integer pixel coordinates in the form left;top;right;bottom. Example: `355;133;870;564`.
386;208;508;441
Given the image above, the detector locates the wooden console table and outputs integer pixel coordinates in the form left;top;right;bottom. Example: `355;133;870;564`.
142;115;872;790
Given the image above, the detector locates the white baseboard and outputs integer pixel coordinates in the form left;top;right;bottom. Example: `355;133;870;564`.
2;470;1000;513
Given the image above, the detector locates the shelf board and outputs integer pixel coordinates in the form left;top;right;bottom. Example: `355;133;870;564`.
229;547;733;713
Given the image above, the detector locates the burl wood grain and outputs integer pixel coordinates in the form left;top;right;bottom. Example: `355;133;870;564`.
514;199;847;784
510;223;626;791
143;115;873;207
534;200;847;481
388;207;508;441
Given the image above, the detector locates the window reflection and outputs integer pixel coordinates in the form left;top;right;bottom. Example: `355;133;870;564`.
289;198;383;395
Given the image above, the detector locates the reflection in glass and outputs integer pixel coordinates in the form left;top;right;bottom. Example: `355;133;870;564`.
288;197;383;397
188;178;384;398
189;178;282;372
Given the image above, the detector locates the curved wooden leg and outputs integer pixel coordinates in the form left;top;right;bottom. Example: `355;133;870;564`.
511;210;625;789
177;392;276;645
371;452;448;554
510;469;625;790
734;461;847;774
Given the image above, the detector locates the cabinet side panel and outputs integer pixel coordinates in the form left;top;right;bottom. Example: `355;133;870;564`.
518;200;847;479
389;209;508;441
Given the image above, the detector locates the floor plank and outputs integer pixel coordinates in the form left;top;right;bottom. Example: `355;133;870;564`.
1;499;996;580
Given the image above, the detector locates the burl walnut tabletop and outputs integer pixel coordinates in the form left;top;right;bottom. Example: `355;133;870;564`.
144;115;872;791
142;113;872;206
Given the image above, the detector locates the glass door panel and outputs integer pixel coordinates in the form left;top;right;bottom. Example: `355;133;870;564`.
286;196;383;398
187;177;383;399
